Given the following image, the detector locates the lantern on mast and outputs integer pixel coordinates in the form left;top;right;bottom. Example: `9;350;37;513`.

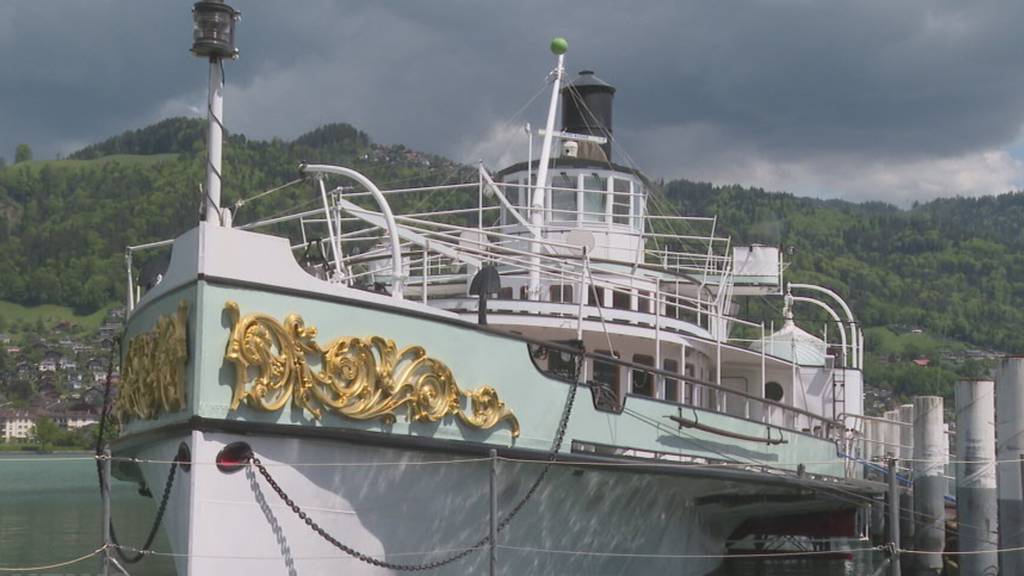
191;0;240;225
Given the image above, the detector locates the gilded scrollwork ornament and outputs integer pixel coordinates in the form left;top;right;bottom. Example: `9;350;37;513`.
115;301;190;423
224;302;520;437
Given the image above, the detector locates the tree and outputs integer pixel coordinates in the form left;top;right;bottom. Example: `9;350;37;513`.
31;416;61;451
14;144;31;164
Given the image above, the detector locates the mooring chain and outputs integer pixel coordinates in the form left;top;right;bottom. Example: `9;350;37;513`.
109;460;179;564
93;334;180;564
253;342;585;571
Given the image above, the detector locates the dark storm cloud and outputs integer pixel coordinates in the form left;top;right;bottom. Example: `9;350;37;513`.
3;1;1024;201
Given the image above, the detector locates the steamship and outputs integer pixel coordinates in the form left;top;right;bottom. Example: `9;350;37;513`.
110;12;883;575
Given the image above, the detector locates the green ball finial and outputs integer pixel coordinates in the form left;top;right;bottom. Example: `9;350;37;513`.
550;37;568;55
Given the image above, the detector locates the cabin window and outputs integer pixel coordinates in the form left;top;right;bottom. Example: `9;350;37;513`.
551;173;577;222
582;174;607;223
547;344;578;379
549;284;574;303
612;178;631;225
588;286;605;307
765;381;784;402
632;186;645;229
593;350;620;388
663;358;679;402
637;291;652;314
631;354;655;397
497;287;513;300
612;290;631;310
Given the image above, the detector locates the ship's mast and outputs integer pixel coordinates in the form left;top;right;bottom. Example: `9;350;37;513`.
528;38;568;300
191;0;240;226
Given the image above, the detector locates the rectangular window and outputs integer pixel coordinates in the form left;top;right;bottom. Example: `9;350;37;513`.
631;186;644;229
612;290;632;310
637;291;652;314
549;284;574;303
593;350;620;391
582;174;607;223
612;178;631;225
588;286;605;307
547;343;578;380
663;359;679;402
551;173;576;222
631;354;655;397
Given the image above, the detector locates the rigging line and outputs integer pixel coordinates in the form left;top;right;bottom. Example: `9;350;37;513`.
0;546;107;573
495;543;885;559
109;543;482;560
233;177;306;212
460;78;552;171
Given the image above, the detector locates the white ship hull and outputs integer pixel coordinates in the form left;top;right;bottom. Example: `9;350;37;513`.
126;428;861;576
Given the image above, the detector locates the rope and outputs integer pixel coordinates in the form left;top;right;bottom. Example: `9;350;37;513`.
0;546;106;572
496;543;886;559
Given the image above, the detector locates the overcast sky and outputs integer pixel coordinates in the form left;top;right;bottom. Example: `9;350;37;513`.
3;1;1024;204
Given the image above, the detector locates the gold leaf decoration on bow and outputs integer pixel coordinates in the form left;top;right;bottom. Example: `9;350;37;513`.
116;301;190;423
224;302;520;437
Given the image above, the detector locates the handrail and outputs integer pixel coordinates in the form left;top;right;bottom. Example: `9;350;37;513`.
300;163;404;299
519;337;838;433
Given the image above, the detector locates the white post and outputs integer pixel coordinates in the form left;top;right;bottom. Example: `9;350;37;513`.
421;240;429;305
528;50;565;300
654;290;662;398
997;358;1024;574
955;380;998;576
101;447;112;575
317;177;344;280
204;59;225;225
913;395;945;574
899;403;916;545
125;250;134;312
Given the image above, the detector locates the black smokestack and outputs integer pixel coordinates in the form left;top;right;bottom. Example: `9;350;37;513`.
560;70;616;162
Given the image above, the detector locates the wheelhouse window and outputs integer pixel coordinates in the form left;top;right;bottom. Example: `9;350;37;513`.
612;178;631;225
550;173;577;222
631;184;645;229
631;354;655;397
582;174;607;223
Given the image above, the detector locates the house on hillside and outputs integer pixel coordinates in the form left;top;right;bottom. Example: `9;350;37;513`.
38;352;60;372
0;411;36;442
54;411;98;430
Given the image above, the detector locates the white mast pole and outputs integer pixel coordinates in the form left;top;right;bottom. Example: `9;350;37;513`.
205;59;225;225
529;38;567;300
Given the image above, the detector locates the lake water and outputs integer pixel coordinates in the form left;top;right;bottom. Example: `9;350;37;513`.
0;453;883;575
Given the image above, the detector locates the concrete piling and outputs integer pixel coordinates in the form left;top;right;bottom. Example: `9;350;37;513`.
884;409;900;459
955;380;998;575
912;395;945;575
997;358;1024;574
898;404;915;545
